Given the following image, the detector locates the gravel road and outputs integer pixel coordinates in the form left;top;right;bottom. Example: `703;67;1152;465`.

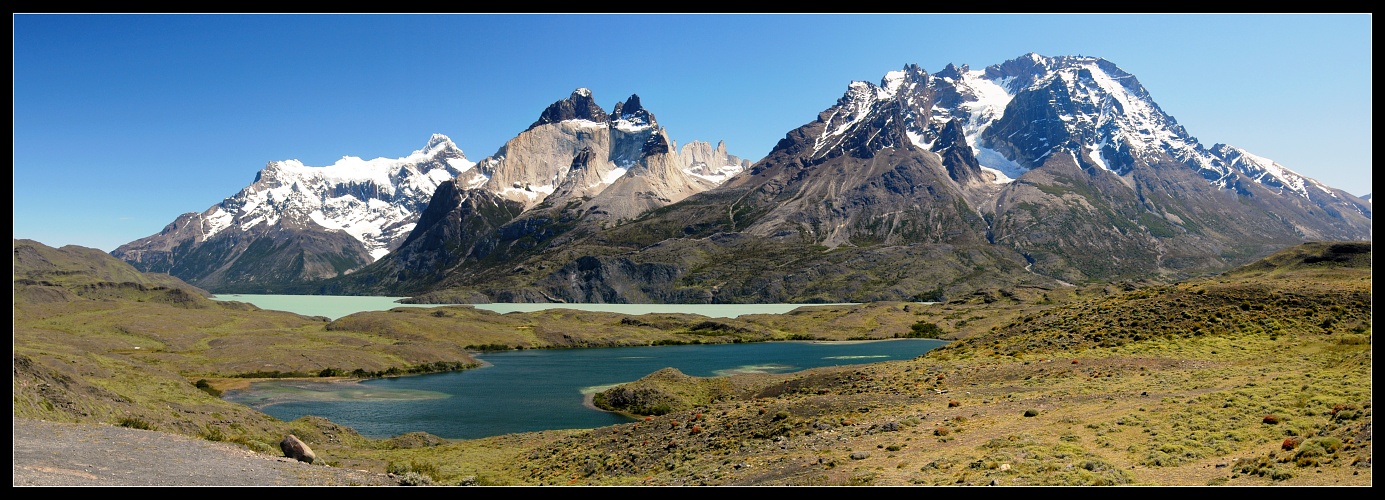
12;417;398;486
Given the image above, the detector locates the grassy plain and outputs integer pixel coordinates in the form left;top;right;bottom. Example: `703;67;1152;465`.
11;240;1371;486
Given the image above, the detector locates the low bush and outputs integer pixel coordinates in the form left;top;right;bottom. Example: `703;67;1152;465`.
905;321;944;339
193;379;222;397
388;460;441;484
118;417;153;430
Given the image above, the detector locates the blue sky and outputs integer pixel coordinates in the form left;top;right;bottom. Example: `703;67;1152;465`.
13;14;1373;252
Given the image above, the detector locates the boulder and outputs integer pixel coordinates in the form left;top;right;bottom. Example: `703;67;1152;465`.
280;434;316;464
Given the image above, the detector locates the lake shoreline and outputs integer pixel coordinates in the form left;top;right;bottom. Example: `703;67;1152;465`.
219;339;945;440
209;294;891;320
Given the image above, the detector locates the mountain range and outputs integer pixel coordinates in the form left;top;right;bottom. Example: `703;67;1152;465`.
112;91;750;293
113;53;1372;301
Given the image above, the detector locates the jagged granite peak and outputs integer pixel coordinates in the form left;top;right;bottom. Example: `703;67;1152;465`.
475;89;747;211
528;88;610;130
574;128;722;222
611;94;656;130
314;90;758;297
678;140;751;185
112;134;476;291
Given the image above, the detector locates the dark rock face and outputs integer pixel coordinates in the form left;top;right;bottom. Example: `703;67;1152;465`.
529;88;610;130
115;223;374;294
306;180;524;296
613;94;656;126
280;434;316;464
571;147;594;170
931;118;983;184
641;131;670;156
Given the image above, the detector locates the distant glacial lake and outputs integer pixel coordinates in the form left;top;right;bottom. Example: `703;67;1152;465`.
223;339;945;440
210;294;854;320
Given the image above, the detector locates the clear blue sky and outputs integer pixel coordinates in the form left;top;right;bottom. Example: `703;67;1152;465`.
13;14;1373;252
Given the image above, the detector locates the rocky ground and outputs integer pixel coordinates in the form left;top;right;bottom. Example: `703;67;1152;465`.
12;417;398;486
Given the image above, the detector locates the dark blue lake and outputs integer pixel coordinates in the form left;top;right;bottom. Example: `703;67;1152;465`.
223;339;944;440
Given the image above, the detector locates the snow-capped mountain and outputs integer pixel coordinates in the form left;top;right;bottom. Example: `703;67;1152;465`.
113;134;476;290
115;90;751;293
467;89;749;216
358;53;1369;303
809;53;1358;205
117;54;1369;300
310;89;754;296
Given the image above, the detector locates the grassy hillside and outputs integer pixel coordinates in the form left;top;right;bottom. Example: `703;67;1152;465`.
11;239;1371;486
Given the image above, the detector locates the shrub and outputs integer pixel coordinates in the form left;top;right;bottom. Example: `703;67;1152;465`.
1330;404;1360;421
907;321;944;339
397;471;433;486
1262;414;1280;425
388;460;440;484
934;427;950;436
193;379;222;398
1314;437;1344;454
1023;409;1040;417
201;426;226;442
118;417;153;430
948;400;960;408
228;436;274;454
1282;436;1303;450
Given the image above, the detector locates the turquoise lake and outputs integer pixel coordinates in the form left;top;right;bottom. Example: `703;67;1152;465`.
210;294;855;320
212;295;943;440
223;339;945;440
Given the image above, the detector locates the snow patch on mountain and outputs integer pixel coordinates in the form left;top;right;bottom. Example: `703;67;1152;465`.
598;167;629;188
976;147;1026;182
957;70;1018;176
196;134;472;259
1210;144;1334;200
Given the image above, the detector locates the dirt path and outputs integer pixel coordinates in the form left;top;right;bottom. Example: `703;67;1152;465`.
12;417;397;486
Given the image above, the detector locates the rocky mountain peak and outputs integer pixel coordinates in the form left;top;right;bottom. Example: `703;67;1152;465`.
612;94;656;129
424;133;463;157
529;88;610;130
936;62;965;80
112;133;478;291
931;117;967;153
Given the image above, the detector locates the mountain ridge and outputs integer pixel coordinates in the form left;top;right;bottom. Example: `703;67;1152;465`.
361;53;1367;303
113;53;1370;299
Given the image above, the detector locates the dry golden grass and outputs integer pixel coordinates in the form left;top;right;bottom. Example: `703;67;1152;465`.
11;241;1371;486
